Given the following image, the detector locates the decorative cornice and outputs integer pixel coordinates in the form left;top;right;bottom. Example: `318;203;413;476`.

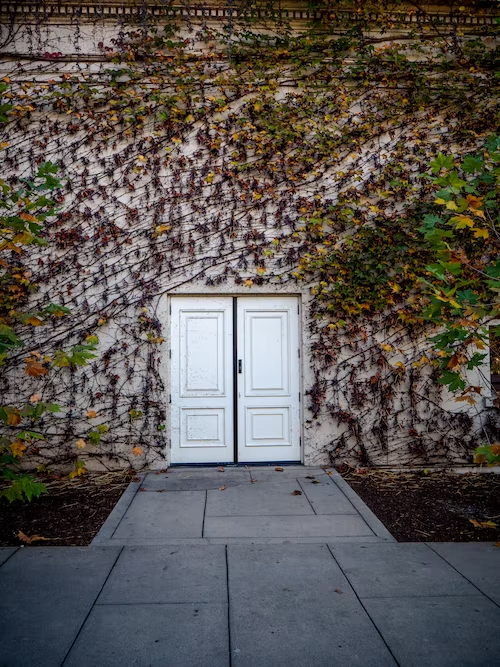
0;2;499;26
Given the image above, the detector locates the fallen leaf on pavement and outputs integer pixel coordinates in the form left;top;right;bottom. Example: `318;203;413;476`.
275;467;284;472
312;480;321;485
218;466;224;472
292;489;302;496
334;589;343;594
219;485;227;491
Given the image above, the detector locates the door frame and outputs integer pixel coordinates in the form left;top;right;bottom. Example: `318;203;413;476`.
166;293;304;466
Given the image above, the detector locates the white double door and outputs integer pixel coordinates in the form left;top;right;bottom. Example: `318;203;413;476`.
170;296;301;464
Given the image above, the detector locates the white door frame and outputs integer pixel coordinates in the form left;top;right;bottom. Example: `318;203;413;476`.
167;294;304;465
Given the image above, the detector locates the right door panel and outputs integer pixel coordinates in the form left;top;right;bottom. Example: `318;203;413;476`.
237;296;301;463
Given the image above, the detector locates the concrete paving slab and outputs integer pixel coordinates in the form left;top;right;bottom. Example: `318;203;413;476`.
143;468;250;491
111;490;205;540
205;514;373;538
297;477;359;514
206;479;314;516
364;595;500;667
0;546;120;667
98;545;227;604
245;467;325;483
429;542;500;606
65;603;229;667
228;544;396;666
331;542;477;598
0;548;17;567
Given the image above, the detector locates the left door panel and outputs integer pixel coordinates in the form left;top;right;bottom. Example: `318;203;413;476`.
170;297;234;464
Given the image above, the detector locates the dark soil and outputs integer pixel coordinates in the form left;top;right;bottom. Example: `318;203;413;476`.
338;467;500;542
0;471;134;547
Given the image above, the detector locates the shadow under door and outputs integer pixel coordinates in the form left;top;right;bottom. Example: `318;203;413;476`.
170;296;301;464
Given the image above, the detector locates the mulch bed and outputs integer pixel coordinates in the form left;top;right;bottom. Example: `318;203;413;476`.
0;470;134;547
338;467;500;542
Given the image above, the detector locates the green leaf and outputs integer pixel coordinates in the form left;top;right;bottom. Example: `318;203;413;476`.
429;153;454;174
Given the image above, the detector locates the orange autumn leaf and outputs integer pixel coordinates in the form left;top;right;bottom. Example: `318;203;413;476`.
16;531;49;544
10;440;27;457
25;315;43;326
20;213;38;222
132;446;143;456
86;410;97;419
25;359;48;377
6;410;21;426
76;439;86;449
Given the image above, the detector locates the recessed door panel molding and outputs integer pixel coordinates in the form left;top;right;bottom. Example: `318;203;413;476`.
180;310;225;397
245;407;291;447
237;296;301;463
245;312;290;396
180;409;226;448
170;297;234;464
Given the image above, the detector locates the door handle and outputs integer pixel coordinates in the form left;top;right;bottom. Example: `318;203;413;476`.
238;359;242;374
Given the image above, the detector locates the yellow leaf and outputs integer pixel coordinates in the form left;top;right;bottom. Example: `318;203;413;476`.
26;315;43;326
470;519;497;529
76;439;86;449
0;142;9;150
450;215;474;229
244;279;253;288
256;267;267;275
435;198;446;205
132;446;143;457
86;410;97;419
394;361;406;370
137;155;146;162
445;201;458;211
10;440;27;457
473;228;489;239
156;224;170;234
185;114;195;123
252;192;263;200
381;344;393;352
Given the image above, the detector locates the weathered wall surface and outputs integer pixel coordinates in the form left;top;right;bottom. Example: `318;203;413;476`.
1;4;499;470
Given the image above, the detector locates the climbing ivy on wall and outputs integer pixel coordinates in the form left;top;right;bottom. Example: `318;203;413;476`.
0;1;499;474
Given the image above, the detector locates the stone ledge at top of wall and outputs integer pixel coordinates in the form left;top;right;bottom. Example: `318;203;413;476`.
1;1;499;27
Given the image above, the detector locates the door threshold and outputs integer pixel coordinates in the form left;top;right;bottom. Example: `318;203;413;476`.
169;461;303;467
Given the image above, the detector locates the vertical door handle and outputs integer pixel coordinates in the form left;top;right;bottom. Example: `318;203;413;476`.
238;359;242;374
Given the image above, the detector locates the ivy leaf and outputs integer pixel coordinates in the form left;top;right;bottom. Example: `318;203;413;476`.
462;155;484;174
430;153;454;174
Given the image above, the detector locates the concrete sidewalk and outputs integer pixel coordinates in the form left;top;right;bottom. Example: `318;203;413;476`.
92;466;394;545
1;467;500;666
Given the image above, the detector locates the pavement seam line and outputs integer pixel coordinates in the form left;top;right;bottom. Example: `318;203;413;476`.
226;544;232;667
296;478;317;515
202;489;208;538
326;544;401;667
61;545;124;666
425;543;500;610
0;547;19;569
